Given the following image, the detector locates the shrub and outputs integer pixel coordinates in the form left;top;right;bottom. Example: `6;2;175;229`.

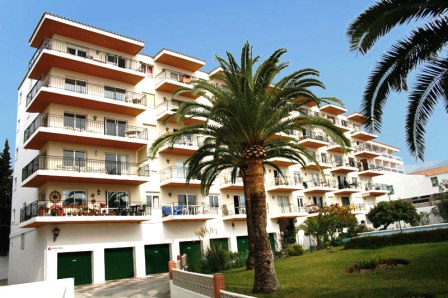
228;252;246;269
198;244;231;274
284;244;304;256
353;257;378;270
345;228;448;249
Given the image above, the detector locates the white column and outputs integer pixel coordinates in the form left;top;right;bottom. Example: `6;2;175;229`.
134;244;146;278
171;240;180;260
229;236;238;253
92;248;105;284
46;248;58;281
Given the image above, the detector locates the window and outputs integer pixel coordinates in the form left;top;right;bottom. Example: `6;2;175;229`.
105;153;128;175
19;91;22;104
14;177;17;190
15;148;18;161
64;78;86;94
431;177;439;187
64;113;86;130
233;195;246;214
209;195;219;208
178;194;197;206
107;191;129;210
67;45;87;58
12;209;15;223
21;234;25;250
104;86;126;101
146;193;160;209
105;118;127;137
63;190;87;206
106;54;126;68
278;196;290;213
63;150;86;167
321;153;328;164
387;185;395;194
333;155;343;166
293;171;301;184
341;197;350;206
313;196;323;208
297;196;304;208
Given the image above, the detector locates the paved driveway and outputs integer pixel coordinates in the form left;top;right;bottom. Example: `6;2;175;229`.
75;273;170;298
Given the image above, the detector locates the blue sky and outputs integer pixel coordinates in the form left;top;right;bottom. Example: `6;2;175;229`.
0;0;446;169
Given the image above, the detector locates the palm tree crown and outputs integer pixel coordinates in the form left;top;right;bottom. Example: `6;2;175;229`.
347;0;448;160
149;42;350;293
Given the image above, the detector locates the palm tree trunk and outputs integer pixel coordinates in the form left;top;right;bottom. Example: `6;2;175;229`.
242;180;255;270
246;158;279;293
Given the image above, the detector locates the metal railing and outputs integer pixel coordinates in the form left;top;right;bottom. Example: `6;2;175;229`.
306;154;331;164
155;69;197;85
272;203;307;214
160;166;202;182
337;182;361;190
24;113;148;143
354;145;380;154
380;153;403;161
161;202;218;217
20;199;150;222
22;155;150;181
298;131;329;143
26;75;147;107
29;38;145;72
156;98;183;116
171;135;204;147
221;203;246;216
303;179;337;188
265;176;302;187
364;183;389;191
332;159;357;167
221;176;243;185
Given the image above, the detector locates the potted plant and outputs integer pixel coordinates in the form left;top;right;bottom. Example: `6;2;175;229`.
38;207;45;216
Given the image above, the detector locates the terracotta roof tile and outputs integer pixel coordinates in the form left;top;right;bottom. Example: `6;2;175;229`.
410;166;448;176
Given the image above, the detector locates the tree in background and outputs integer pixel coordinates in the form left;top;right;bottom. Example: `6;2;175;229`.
347;0;448;160
368;200;418;230
0;140;12;255
326;205;359;242
432;179;448;222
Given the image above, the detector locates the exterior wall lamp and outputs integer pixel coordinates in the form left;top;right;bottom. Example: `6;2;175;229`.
52;227;60;242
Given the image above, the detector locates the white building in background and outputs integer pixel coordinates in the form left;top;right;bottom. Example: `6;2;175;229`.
10;13;407;286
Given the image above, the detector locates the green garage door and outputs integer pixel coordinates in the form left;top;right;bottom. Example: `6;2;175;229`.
237;236;249;257
210;238;229;251
269;233;277;252
105;247;134;280
180;241;201;271
57;251;92;286
145;244;170;274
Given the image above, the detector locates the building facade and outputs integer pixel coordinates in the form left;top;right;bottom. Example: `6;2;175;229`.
10;13;405;285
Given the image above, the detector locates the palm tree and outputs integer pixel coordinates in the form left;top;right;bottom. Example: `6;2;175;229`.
149;43;350;293
347;0;448;160
299;213;334;249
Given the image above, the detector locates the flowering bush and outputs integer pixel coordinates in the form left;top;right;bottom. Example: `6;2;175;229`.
100;203;106;208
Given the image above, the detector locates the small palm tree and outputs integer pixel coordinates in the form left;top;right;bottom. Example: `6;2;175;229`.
149;43;350;293
299;213;334;249
347;0;448;160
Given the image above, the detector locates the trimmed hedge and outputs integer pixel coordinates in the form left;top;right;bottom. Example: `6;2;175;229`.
345;228;448;249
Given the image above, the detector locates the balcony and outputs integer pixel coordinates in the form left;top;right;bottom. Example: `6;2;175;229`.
327;118;351;132
26;75;147;115
351;127;377;141
155;69;199;99
156;98;205;125
265;176;304;192
303;179;337;194
220;176;244;191
19;199;150;228
269;203;308;219
268;157;299;167
158;135;204;156
154;49;205;72
28;38;146;84
354;145;381;159
329;160;358;174
333;182;363;195
159;166;202;188
30;13;145;55
303;156;333;171
362;183;390;197
326;142;349;154
221;203;246;221
320;104;347;116
347;112;366;124
358;165;384;177
24;114;148;150
22;155;150;188
297;132;329;148
161;203;218;222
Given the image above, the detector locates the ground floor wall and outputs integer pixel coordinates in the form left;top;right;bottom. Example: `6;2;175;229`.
8;218;280;285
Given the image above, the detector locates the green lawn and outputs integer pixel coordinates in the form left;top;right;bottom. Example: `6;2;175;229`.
223;242;448;297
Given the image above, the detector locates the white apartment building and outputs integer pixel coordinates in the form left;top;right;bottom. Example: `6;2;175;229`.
10;13;405;286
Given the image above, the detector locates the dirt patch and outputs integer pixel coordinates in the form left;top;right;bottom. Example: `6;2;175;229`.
345;258;409;273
